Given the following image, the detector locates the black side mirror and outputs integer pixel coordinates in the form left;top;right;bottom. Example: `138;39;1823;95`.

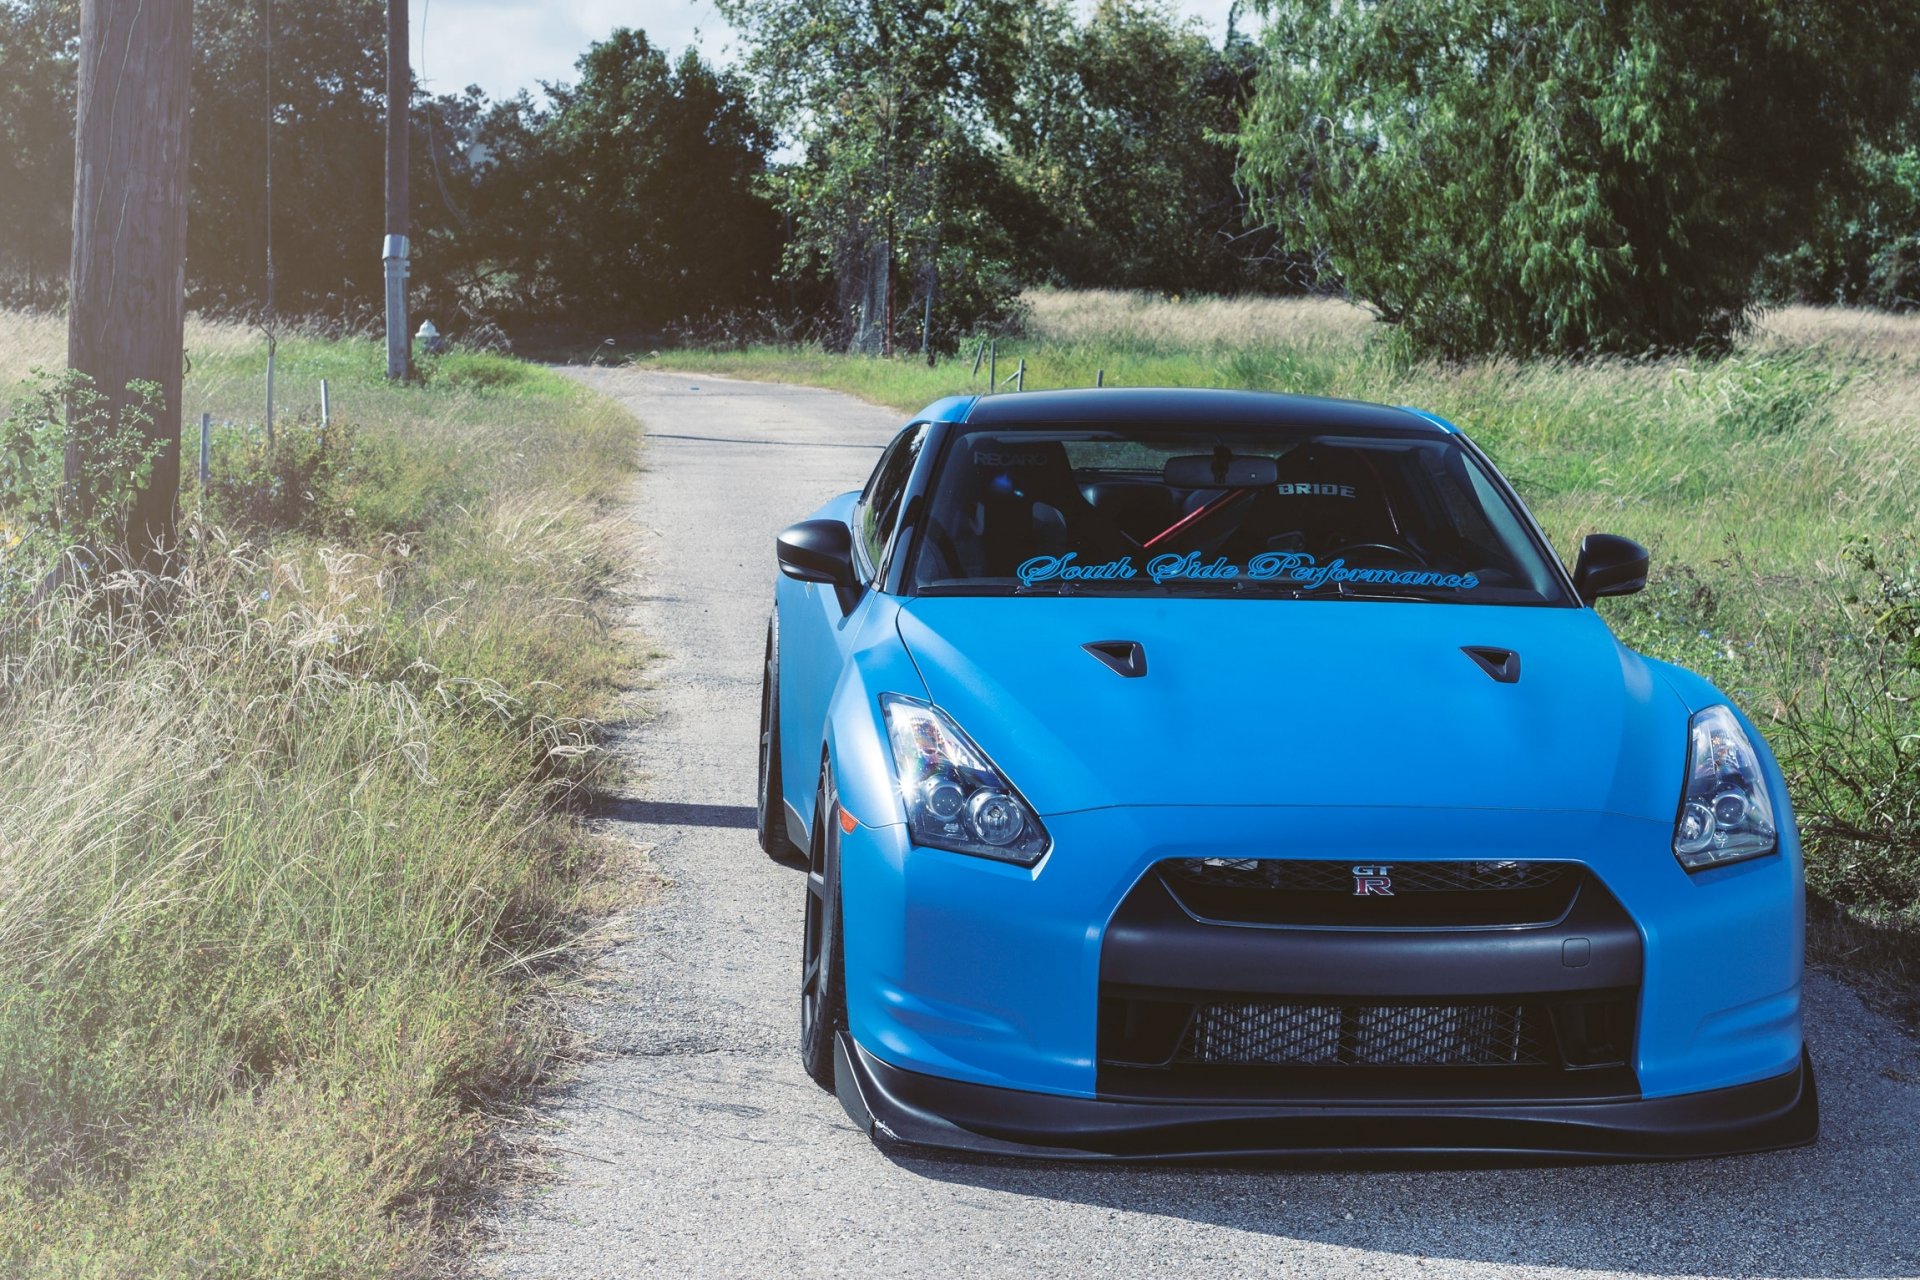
778;519;861;612
1572;533;1651;604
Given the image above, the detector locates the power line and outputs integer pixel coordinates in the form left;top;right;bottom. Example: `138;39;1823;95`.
263;0;277;442
420;0;470;229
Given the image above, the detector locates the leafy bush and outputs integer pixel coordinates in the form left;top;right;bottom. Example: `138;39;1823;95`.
0;372;166;603
1238;0;1920;357
195;419;349;536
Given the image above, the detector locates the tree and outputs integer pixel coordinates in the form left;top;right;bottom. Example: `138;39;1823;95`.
188;0;390;316
0;0;77;306
714;0;1030;352
1239;0;1920;357
66;0;191;570
4;0;408;319
1763;93;1920;312
1003;0;1302;295
430;32;780;333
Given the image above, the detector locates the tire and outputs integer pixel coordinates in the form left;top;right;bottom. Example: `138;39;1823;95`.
799;763;847;1090
757;613;800;860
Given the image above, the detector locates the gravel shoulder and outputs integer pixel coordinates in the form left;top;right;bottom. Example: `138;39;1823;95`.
485;367;1920;1280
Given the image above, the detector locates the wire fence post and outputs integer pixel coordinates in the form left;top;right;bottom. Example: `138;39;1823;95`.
971;339;986;377
988;341;997;395
1016;359;1026;392
198;413;211;488
1096;368;1105;387
264;340;277;449
320;378;330;435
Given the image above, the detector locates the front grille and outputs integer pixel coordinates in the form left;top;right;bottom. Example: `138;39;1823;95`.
1181;1000;1549;1068
1168;858;1569;895
1160;858;1581;927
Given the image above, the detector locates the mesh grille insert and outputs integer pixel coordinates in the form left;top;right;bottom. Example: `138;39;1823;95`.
1180;1000;1550;1068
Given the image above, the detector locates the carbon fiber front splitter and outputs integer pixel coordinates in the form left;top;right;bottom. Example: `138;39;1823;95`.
832;1034;1818;1163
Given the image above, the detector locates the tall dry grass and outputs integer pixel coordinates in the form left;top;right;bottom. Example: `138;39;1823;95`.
1024;288;1376;351
0;317;638;1275
1754;303;1920;364
0;309;260;385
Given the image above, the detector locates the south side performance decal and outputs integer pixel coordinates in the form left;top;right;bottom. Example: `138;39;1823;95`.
1016;551;1482;592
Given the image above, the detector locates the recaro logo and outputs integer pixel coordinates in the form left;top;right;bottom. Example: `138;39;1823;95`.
1352;865;1395;896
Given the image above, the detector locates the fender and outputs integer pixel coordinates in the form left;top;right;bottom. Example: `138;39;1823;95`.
817;595;926;835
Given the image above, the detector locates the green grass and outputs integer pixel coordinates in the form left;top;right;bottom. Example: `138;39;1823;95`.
641;289;1920;1006
0;315;639;1276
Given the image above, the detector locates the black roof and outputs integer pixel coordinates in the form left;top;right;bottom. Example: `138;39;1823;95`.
960;387;1444;434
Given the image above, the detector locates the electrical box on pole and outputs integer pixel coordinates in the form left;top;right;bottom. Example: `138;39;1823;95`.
384;0;411;381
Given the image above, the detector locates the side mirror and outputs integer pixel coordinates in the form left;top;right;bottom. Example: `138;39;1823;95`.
1572;533;1650;604
778;519;861;612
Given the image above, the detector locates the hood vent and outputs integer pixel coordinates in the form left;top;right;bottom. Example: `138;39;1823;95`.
1463;646;1521;684
1084;640;1148;679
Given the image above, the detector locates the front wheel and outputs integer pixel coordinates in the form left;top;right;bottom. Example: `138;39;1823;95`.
799;763;846;1090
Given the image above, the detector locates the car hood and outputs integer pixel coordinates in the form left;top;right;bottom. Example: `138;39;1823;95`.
895;597;1687;820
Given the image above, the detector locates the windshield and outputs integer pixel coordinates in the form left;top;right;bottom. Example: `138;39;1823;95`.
907;424;1570;605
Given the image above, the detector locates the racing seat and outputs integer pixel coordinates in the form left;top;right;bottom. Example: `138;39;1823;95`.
1225;443;1407;559
929;440;1137;580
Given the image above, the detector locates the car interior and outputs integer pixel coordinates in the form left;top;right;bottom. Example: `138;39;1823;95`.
911;431;1555;598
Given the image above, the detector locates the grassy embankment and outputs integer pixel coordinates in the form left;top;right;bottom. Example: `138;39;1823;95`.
0;308;638;1275
643;290;1920;1003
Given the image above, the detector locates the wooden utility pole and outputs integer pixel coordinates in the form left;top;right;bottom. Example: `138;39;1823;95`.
383;0;411;380
67;0;192;572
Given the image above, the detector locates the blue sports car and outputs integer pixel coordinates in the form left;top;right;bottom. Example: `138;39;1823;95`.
758;388;1817;1160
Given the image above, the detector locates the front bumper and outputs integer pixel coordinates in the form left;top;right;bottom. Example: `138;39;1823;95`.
837;805;1797;1105
835;1034;1819;1161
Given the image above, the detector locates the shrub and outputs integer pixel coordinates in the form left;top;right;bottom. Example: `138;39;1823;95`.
0;371;166;603
1238;0;1920;357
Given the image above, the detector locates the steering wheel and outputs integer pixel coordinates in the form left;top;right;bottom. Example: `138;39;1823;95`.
1328;541;1422;564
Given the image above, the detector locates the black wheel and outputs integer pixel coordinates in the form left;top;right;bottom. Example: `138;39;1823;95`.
799;764;846;1090
757;614;799;860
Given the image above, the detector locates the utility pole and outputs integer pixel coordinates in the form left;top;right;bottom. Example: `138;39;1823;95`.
67;0;192;573
384;0;411;381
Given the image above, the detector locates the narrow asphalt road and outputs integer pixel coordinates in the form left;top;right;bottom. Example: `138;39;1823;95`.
487;367;1920;1280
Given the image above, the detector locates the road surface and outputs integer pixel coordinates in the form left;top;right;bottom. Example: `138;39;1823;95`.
486;367;1920;1280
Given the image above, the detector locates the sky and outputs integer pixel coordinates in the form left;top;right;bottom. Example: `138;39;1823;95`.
413;0;1250;103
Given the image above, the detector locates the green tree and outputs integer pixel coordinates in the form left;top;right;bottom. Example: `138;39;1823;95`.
444;32;780;332
188;0;390;316
0;0;77;306
1004;0;1300;295
1239;0;1920;357
714;0;1031;352
1764;97;1920;312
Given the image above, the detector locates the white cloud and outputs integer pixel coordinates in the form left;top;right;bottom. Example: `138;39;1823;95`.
413;0;1253;103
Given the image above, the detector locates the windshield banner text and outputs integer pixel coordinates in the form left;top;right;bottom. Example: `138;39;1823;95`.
1016;551;1481;592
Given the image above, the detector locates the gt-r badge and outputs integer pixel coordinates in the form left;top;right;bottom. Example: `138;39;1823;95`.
1353;866;1395;896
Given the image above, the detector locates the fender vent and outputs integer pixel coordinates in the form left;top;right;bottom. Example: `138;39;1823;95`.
1463;646;1521;684
1084;640;1147;679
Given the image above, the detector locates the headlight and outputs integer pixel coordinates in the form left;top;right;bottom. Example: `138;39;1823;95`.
880;694;1051;865
1672;705;1778;871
